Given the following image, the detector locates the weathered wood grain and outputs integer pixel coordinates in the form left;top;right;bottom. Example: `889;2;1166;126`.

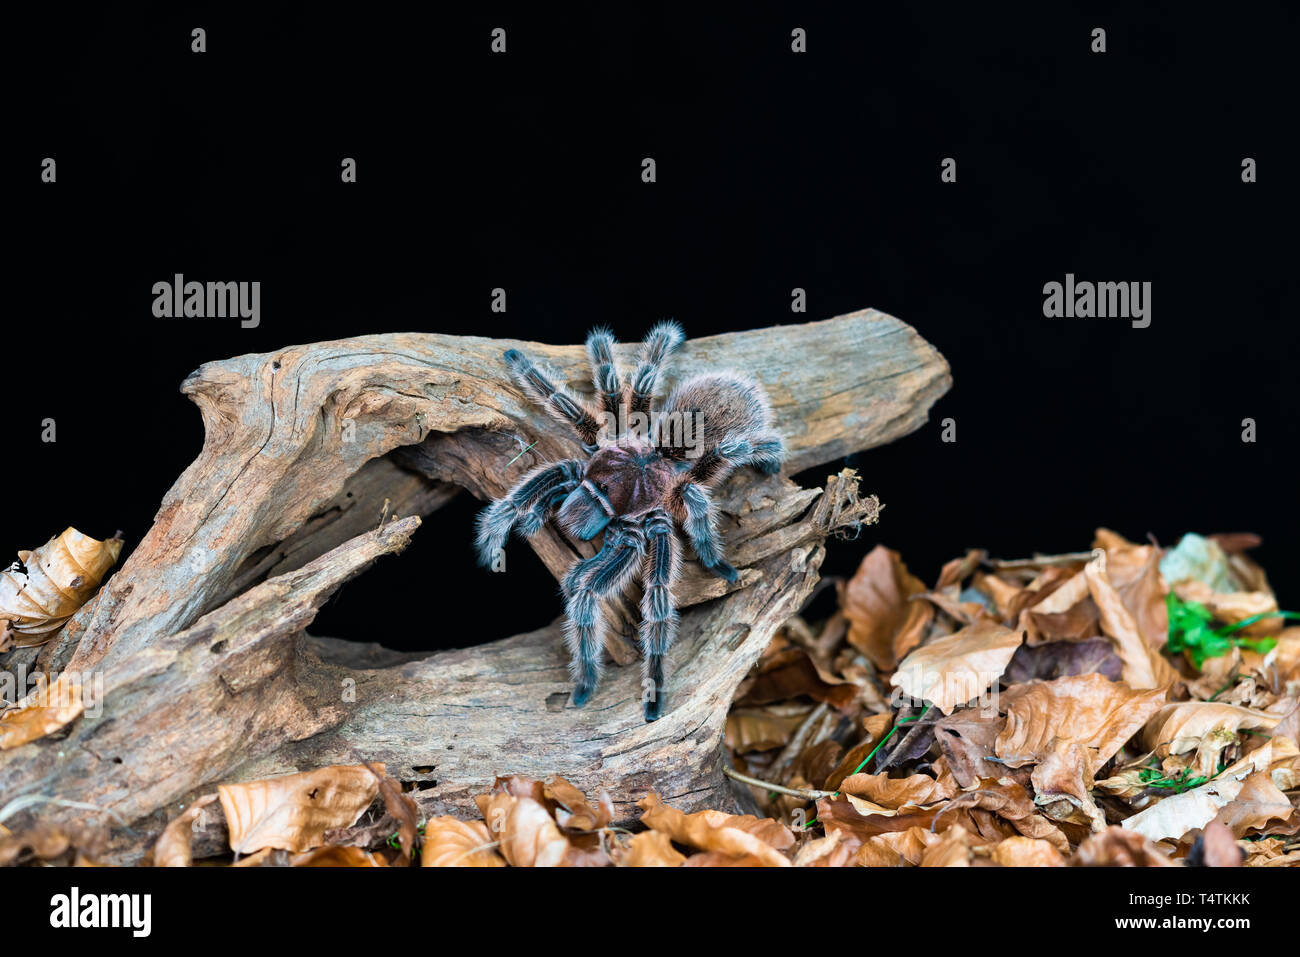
0;310;948;862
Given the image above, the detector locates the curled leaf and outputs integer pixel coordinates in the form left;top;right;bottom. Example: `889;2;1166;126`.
218;763;383;855
152;794;218;867
421;817;506;867
0;674;89;750
0;528;123;646
890;619;1023;715
638;793;792;866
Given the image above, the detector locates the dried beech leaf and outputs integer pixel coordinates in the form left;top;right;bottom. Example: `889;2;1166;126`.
0;528;123;646
854;826;940;866
614;830;685;867
995;673;1167;769
480;793;574;867
1212;771;1296;837
1005;637;1121;683
1085;551;1179;690
890;619;1023;715
920;824;980;867
0;674;88;750
843;545;933;670
725;707;811;753
932;710;1014;789
421;817;506;867
991;835;1066;867
793;829;861;867
291;845;388;867
219;763;383;855
544;775;612;832
1142;702;1282;776
1122;779;1244;843
152;794;219;867
839;770;956;809
638;793;792;867
1073;826;1177;866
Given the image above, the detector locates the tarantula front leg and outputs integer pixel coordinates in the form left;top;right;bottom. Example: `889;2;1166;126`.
639;509;680;721
561;519;646;706
503;348;603;449
585;327;624;427
671;481;738;583
630;321;684;417
474;459;584;567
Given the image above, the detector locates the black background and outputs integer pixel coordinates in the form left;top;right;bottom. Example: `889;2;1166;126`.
10;3;1297;652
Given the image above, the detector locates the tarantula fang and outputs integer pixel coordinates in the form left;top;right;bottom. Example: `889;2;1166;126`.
475;322;784;722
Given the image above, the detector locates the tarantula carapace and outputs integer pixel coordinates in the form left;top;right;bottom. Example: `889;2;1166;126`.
474;322;785;721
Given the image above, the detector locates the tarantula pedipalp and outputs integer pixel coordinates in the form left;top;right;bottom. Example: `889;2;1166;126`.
474;322;785;722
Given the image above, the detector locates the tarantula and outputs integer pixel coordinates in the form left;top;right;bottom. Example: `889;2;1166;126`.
474;322;784;721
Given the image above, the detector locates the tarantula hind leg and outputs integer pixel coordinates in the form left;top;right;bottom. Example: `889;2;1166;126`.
674;481;739;582
561;519;646;707
639;509;680;721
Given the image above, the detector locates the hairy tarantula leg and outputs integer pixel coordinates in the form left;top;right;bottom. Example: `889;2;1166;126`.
680;434;786;487
502;348;602;449
474;459;584;566
630;320;684;417
672;481;738;582
585;327;624;429
639;509;680;722
561;520;647;707
744;433;785;475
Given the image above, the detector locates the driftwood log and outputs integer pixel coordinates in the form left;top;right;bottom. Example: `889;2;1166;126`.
0;309;949;863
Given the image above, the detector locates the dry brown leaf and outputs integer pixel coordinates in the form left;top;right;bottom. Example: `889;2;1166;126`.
995;673;1167;769
219;763;383;855
793;829;861;867
839;770;957;809
1189;820;1243;866
725;707;811;753
421;817;506;867
1212;771;1296;837
1085;550;1179;690
842;545;934;670
152;794;218;867
638;793;792;866
544;776;612;832
1073;825;1177;866
1142;702;1282;777
291;845;388;867
0;528;123;646
1116;545;1169;651
932;710;1014;789
974;573;1024;620
480;792;573;866
1029;739;1107;832
990;835;1066;867
0;822;105;866
853;826;940;866
824;712;894;791
1028;569;1091;616
614;830;685;867
920;824;980;867
940;778;1071;851
366;760;420;862
1122;779;1244;843
890;619;1023;715
0;673;88;750
1174;581;1281;636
